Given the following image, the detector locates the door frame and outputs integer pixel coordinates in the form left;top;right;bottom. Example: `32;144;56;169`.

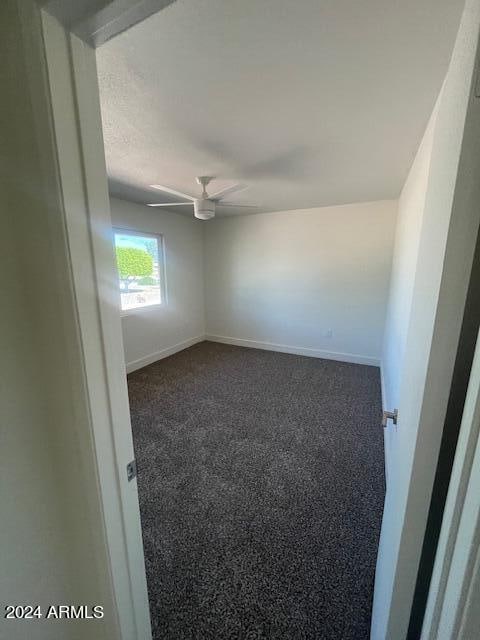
421;329;480;638
408;197;480;636
39;8;152;639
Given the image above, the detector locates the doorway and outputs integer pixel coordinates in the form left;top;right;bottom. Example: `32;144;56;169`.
36;1;480;639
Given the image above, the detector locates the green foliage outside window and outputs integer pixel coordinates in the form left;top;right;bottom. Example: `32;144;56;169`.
137;276;158;285
115;246;153;290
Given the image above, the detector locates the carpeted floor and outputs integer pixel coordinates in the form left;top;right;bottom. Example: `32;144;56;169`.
127;341;385;639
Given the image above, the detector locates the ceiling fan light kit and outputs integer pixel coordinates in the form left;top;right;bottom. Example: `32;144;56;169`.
194;197;216;220
148;176;256;220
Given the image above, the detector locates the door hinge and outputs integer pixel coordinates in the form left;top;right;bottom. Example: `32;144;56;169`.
126;459;137;481
475;66;480;98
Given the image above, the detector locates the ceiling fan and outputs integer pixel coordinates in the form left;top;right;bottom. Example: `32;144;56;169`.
147;176;257;220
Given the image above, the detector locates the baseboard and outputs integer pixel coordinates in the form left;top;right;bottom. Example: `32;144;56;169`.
205;334;380;367
126;335;206;373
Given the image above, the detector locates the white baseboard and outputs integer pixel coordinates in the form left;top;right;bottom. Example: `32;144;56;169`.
125;335;206;373
205;334;380;367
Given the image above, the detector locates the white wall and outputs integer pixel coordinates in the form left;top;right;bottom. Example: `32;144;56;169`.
381;103;439;476
204;201;397;365
1;2;116;638
381;103;438;412
1;174;76;640
110;197;205;372
373;96;441;635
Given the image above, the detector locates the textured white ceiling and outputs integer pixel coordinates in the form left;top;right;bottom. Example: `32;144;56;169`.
97;0;464;216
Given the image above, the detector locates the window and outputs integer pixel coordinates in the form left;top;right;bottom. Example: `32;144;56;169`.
114;230;163;311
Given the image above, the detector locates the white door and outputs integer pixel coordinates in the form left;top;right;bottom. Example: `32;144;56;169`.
371;2;480;638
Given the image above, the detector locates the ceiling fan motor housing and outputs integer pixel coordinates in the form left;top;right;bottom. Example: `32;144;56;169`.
194;197;215;220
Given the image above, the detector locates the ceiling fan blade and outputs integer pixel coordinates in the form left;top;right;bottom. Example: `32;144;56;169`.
217;202;258;208
147;202;194;207
210;183;248;201
150;184;196;201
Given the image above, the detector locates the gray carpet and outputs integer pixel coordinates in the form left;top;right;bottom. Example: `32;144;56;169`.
127;341;385;639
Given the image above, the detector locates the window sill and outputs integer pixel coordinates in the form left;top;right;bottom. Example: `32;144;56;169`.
120;303;164;318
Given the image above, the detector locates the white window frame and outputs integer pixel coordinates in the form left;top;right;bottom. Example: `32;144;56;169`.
113;227;166;316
